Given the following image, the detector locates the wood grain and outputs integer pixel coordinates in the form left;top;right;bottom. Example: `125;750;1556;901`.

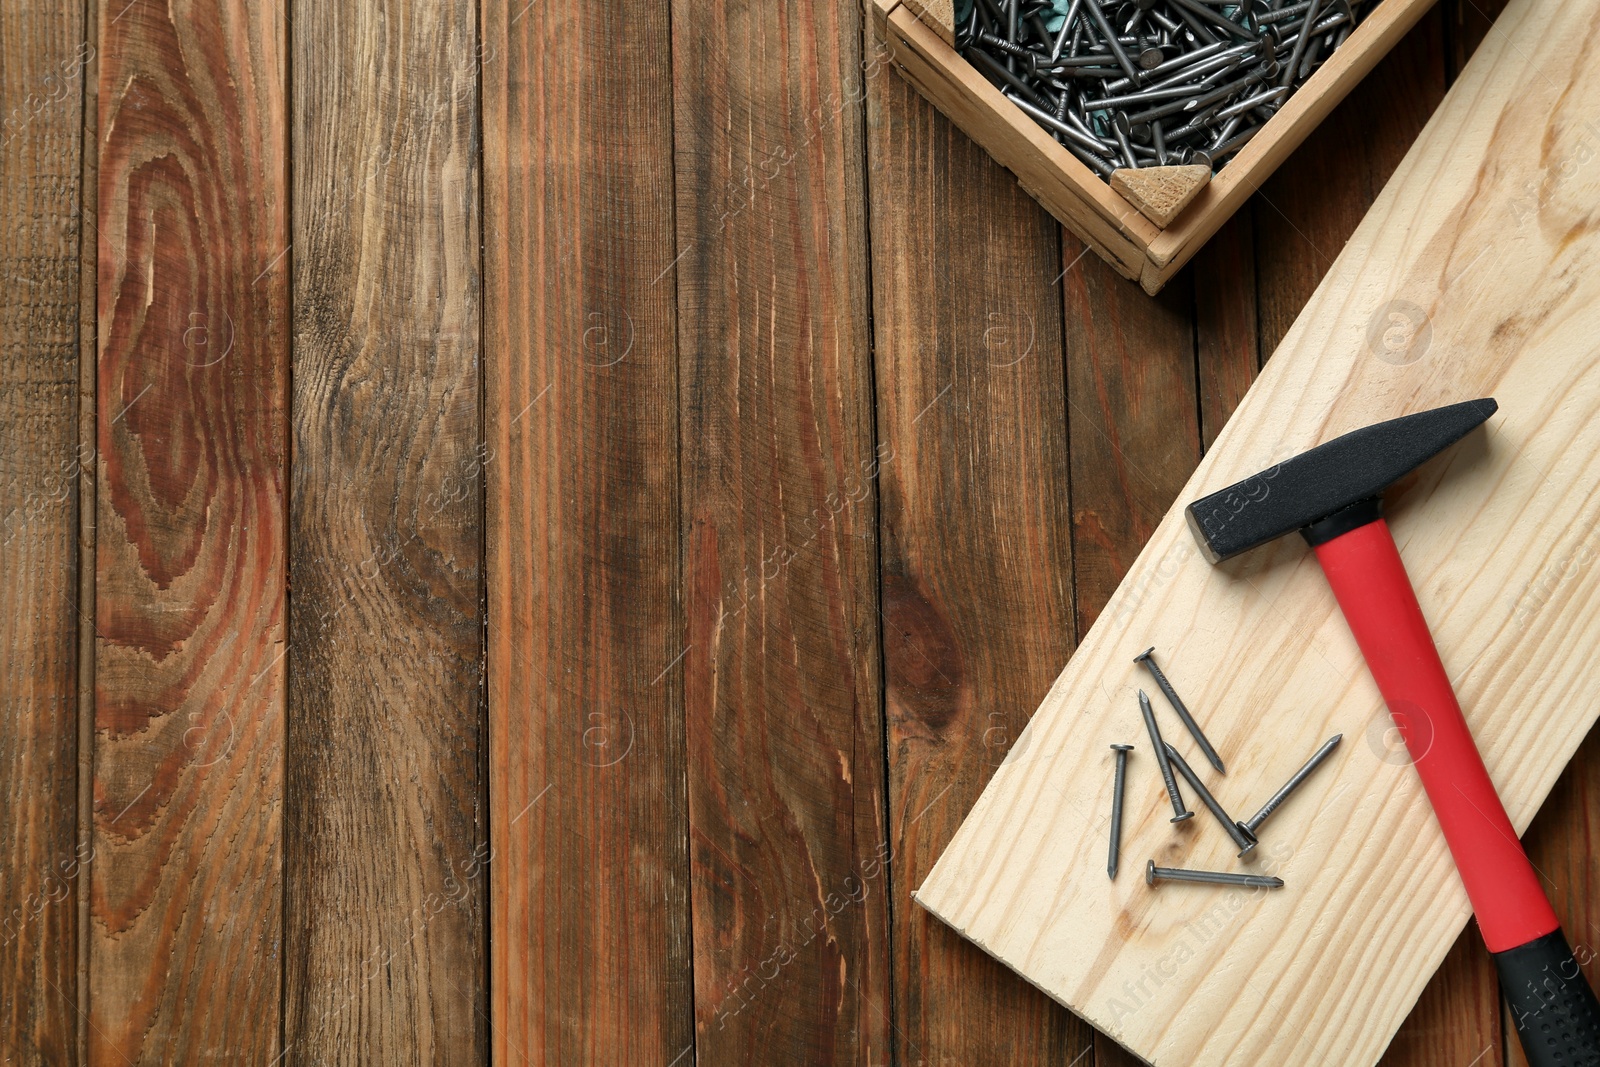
92;0;286;1060
917;0;1600;1061
1063;248;1198;637
285;2;483;1062
864;37;1093;1067
1192;214;1260;451
672;0;890;1060
483;0;694;1062
0;2;88;1061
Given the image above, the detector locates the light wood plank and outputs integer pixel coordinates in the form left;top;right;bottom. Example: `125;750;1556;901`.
0;2;89;1060
285;2;483;1061
917;0;1600;1062
483;0;694;1061
92;0;286;1059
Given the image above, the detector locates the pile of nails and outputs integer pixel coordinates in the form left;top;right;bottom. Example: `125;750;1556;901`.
954;0;1369;177
1107;647;1343;890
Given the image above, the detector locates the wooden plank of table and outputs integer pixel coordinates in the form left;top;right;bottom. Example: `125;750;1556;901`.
285;2;484;1061
1193;216;1261;451
1063;248;1199;639
91;0;286;1060
917;0;1600;1059
864;38;1093;1066
671;0;890;1059
0;3;89;1061
483;1;693;1062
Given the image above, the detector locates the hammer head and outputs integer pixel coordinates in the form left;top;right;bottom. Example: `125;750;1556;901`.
1186;398;1498;563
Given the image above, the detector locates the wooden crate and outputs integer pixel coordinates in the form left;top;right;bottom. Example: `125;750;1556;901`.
871;0;1437;293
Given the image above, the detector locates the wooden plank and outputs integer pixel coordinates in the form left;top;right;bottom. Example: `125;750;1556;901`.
1064;247;1198;638
0;2;89;1060
91;0;286;1060
916;0;1600;1061
284;2;483;1061
671;0;890;1059
1254;9;1445;358
1192;214;1260;450
864;34;1094;1066
483;0;693;1062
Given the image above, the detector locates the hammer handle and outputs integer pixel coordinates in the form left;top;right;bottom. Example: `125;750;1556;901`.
1313;517;1555;950
1316;519;1600;1067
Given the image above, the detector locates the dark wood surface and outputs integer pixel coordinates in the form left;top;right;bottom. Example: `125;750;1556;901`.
0;0;1589;1063
483;0;693;1061
285;0;485;1062
93;0;288;1060
0;1;87;1060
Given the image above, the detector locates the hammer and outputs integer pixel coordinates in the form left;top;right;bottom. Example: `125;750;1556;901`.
1186;399;1600;1067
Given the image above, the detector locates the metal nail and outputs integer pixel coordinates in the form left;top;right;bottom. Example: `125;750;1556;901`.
1147;860;1284;888
1109;743;1134;879
1134;647;1226;774
1112;112;1140;167
1164;742;1257;853
1279;0;1319;84
1239;734;1343;836
1081;0;1146;80
1050;0;1086;59
1139;690;1194;822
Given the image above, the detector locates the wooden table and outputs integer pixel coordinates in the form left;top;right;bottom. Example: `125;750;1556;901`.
2;0;1591;1063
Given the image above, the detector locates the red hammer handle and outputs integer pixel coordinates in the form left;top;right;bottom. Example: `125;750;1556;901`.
1312;518;1557;952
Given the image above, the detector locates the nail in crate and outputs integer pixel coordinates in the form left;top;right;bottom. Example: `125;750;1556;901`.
870;0;1434;293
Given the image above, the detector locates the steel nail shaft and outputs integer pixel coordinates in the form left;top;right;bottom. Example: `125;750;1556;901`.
1135;647;1226;773
1164;742;1257;853
1146;860;1284;888
1240;733;1343;835
1109;744;1134;879
1140;690;1194;822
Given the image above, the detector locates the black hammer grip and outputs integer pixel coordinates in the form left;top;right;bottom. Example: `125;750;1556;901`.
1494;928;1600;1067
